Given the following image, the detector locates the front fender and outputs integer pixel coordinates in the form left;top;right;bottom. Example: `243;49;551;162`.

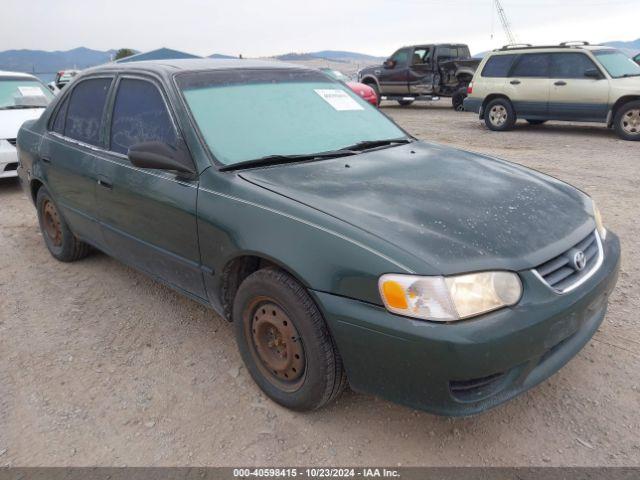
196;170;422;310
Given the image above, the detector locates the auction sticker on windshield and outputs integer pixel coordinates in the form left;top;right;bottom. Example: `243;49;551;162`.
18;86;44;97
315;89;364;111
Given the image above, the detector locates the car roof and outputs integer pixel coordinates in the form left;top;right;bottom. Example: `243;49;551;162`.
489;44;615;55
81;58;308;77
0;70;39;80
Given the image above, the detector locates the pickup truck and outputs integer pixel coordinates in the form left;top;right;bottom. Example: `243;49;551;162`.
357;44;480;110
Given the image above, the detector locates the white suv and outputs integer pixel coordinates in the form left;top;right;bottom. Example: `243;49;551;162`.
464;42;640;141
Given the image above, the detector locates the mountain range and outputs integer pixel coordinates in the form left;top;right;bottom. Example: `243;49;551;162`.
1;41;638;82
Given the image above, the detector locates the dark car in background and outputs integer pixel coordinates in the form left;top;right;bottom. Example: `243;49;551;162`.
357;44;479;110
17;59;620;415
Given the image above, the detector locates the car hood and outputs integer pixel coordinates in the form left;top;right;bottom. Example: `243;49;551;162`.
239;141;595;274
611;76;640;91
0;108;46;139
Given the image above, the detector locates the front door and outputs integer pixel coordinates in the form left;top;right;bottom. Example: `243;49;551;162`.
548;52;610;121
378;48;411;95
505;53;553;118
40;76;113;244
95;76;205;299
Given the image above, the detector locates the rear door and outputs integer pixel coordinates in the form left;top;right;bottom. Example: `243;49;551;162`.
95;75;205;299
548;52;610;121
378;48;411;95
408;46;435;95
40;76;113;244
505;53;553;118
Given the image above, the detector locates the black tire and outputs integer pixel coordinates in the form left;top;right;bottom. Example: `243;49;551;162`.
484;98;517;131
233;267;347;411
526;119;547;125
36;187;91;262
397;99;414;106
613;100;640;141
452;88;467;112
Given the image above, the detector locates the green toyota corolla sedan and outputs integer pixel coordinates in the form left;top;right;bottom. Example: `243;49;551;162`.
16;59;620;415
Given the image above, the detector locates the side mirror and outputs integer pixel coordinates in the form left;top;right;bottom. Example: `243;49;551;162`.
128;141;196;175
584;68;603;79
383;59;396;69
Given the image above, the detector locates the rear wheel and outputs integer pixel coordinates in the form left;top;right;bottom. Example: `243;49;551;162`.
526;119;547;125
36;187;91;262
397;99;414;106
484;98;516;131
233;267;346;411
452;87;467;111
613;100;640;141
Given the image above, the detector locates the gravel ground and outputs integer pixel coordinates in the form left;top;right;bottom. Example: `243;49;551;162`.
0;103;639;467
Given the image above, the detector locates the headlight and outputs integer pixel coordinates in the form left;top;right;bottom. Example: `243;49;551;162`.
379;272;522;322
593;201;606;240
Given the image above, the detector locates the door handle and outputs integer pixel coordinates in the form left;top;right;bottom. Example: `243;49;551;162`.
97;179;113;190
41;156;51;164
510;80;521;85
554;81;567;86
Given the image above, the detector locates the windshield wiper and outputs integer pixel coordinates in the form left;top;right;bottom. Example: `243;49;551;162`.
0;105;46;110
339;137;413;152
619;73;640;78
220;149;357;171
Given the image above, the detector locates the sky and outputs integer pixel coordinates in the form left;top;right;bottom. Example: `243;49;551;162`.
1;0;639;57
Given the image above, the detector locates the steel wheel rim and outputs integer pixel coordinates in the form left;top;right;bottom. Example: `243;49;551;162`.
489;105;508;126
246;297;306;392
42;199;63;247
621;109;640;135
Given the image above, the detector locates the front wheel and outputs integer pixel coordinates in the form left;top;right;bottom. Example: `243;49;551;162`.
613;100;640;141
233;267;347;411
36;187;91;262
484;98;516;131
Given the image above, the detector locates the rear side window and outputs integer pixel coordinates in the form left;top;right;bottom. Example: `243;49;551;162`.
436;46;468;59
550;53;598;78
51;95;70;134
64;78;112;146
511;53;550;77
481;54;517;77
109;79;177;156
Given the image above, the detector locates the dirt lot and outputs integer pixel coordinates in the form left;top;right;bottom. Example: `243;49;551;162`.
1;103;639;467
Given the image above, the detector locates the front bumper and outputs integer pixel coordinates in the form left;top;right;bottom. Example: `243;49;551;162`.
312;232;621;416
0;140;19;178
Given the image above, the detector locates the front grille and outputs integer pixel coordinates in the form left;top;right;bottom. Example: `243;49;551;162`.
4;162;18;171
6;138;17;147
534;231;602;293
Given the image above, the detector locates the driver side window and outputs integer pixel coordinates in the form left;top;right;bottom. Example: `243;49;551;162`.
390;48;411;68
109;78;177;156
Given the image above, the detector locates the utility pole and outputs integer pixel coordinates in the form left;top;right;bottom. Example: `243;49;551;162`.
494;0;516;45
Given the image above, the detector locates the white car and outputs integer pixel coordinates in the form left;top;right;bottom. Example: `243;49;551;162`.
0;71;53;179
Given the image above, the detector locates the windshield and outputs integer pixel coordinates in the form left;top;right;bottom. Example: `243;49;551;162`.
177;69;406;166
594;50;640;78
0;77;53;109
